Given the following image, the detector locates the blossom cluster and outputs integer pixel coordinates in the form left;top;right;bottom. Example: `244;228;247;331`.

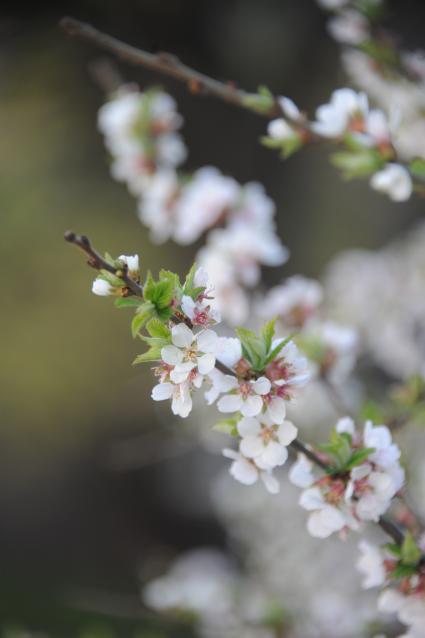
98;87;288;324
264;87;415;201
356;536;425;637
257;275;358;386
289;417;404;538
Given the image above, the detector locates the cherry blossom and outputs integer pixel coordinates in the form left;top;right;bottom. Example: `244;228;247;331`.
237;414;297;470
92;278;114;296
151;380;193;418
222;448;280;494
161;324;218;384
217;377;271;417
356;541;386;589
312;88;369;138
370;163;413;202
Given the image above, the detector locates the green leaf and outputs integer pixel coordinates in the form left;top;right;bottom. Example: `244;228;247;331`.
146;318;171;340
390;564;418;580
331;149;384;179
261;319;276;354
345;447;375;470
401;532;421;566
133;346;163;364
212;417;239;436
242;85;274;114
131;302;155;338
384;543;402;558
409;157;425;179
319;430;352;468
264;334;293;366
236;327;267;371
114;297;143;309
143;271;175;311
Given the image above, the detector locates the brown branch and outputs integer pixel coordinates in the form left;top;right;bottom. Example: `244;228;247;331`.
64;230;143;297
59;17;279;116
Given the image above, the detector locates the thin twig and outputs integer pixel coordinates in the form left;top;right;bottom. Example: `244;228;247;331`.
59;16;280;116
64;230;143;297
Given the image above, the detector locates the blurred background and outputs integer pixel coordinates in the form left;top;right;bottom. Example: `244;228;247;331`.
1;0;425;635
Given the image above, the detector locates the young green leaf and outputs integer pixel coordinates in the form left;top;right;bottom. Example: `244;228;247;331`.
400;532;421;566
114;297;143;309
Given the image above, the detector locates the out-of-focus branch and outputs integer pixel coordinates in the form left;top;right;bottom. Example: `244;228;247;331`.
59;16;280;117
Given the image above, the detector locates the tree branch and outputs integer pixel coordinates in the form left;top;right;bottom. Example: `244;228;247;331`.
59;17;279;116
64;230;143;297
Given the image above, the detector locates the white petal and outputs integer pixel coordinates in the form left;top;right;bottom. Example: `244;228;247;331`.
266;397;286;424
197;352;216;375
171;323;194;348
307;506;346;538
252;376;271;395
237;417;261;437
260;471;280;494
336;417;355;436
217;394;243;413
230;459;258;486
276;420;298;446
171;385;192;417
196;329;218;353
181;295;195;319
260;441;288;468
161;345;183;366
240;436;264;459
289;454;314;488
151;382;174;401
299;487;325;511
241;395;263;417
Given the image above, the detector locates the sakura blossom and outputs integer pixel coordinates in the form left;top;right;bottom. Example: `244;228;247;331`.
217;376;271;418
356;541;386;589
370;163;413;202
312;88;369;138
222;448;280;494
378;589;425;638
237;414;297;470
327;9;369;46
161;324;218;384
258;276;323;329
151;380;193;418
118;253;139;277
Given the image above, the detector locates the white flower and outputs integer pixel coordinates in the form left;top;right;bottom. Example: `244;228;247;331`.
222;448;280;494
267;118;295;141
378;589;425;638
365;109;392;146
137;169;180;243
346;464;399;522
259;276;322;328
289;453;315;488
151;380;192;418
370;163;413;202
161;324;218;384
363;421;401;471
237;414;297;470
173;167;239;245
217;377;271;417
92;278;114;296
328;10;369;45
278;96;301;121
299;488;348;538
356;541;386;589
312;88;369;138
118;254;139;275
181;295;221;326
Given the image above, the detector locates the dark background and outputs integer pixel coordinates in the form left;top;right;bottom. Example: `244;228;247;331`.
1;1;424;634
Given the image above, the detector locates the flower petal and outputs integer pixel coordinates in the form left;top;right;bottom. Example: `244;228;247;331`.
240;436;264;459
260;471;280;494
260;441;288;468
197;352;216;375
217;394;243;413
276;420;298;446
171;323;194;348
196;329;218;353
151;382;174;401
252;376;271;395
237;417;261;437
161;345;183;366
241;395;263;417
229;459;258;485
266;397;286;424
